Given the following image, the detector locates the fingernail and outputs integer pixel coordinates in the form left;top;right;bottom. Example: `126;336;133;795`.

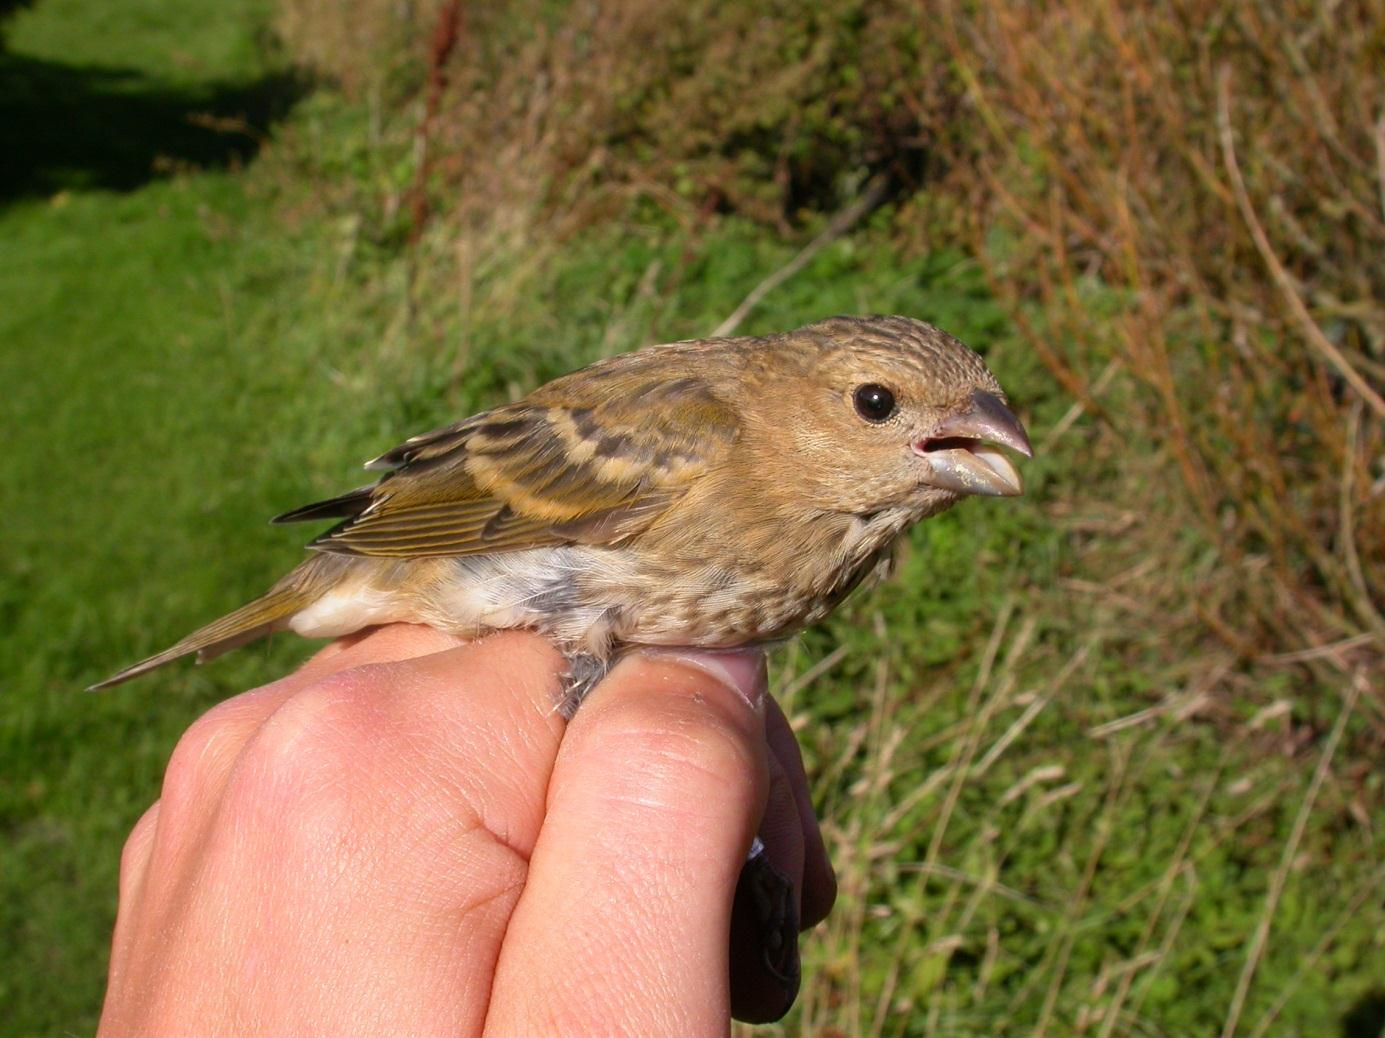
643;649;767;712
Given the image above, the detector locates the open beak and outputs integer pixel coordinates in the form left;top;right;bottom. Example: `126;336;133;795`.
913;390;1033;497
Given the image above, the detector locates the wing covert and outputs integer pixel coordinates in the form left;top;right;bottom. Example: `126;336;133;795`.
302;369;739;558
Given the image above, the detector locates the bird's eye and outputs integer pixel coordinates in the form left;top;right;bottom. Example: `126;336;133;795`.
853;384;897;423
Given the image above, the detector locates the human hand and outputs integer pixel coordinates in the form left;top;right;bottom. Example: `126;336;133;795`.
99;624;835;1035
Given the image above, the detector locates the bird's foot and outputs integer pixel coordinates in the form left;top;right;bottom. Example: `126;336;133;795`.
556;651;611;719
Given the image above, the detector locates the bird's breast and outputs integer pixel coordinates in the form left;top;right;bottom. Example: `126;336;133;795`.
589;504;915;648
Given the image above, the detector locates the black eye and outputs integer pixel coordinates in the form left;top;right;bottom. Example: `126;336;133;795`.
853;384;896;422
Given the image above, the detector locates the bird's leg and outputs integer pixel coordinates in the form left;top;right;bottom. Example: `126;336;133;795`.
556;650;611;719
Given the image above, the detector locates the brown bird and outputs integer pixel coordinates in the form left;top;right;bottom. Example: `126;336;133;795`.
93;315;1032;710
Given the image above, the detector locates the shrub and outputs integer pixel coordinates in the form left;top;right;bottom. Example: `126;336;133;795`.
275;0;1383;664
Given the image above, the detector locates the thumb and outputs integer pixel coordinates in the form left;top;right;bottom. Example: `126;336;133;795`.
484;650;769;1035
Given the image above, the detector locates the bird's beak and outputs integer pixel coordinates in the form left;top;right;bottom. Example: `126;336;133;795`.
913;390;1033;497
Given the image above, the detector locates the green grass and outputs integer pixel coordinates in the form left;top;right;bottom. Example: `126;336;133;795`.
0;0;329;1029
5;0;273;81
2;0;1383;1035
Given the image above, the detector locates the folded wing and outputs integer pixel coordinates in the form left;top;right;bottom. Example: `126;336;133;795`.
275;367;740;559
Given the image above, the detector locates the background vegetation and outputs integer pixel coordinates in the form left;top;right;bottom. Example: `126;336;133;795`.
1;0;1380;1034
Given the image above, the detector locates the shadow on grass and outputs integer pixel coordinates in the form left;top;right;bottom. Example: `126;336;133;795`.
0;51;305;203
0;0;34;32
1342;990;1385;1038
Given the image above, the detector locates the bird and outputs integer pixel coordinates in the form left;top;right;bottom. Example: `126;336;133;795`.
92;315;1033;711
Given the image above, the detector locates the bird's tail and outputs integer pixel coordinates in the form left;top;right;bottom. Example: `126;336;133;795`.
88;558;332;690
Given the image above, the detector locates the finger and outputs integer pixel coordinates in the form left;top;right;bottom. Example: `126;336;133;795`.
140;625;542;927
117;800;161;905
156;627;565;870
300;628;568;855
764;699;836;928
294;622;469;681
759;726;807;908
727;699;836;1023
485;650;769;1036
151;623;465;825
108;630;460;1008
207;630;567;1034
108;800;162;972
729;745;804;1024
110;630;568;1038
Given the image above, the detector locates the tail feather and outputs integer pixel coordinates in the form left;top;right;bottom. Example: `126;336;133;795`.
271;484;374;525
89;579;317;691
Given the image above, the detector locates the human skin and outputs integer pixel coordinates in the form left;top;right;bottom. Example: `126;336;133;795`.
98;623;836;1035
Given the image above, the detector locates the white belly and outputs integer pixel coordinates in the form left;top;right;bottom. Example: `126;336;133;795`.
288;584;404;638
287;547;628;655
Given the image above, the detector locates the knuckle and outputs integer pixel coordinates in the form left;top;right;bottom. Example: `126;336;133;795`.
579;695;765;822
118;801;160;886
216;668;396;836
236;667;384;786
160;696;259;810
648;715;759;789
211;664;498;875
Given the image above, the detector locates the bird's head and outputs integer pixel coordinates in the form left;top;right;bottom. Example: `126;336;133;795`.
751;315;1033;517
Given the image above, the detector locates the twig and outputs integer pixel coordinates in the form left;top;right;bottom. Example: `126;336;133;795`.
408;1;464;245
1099;765;1221;1038
711;176;890;337
925;605;1030;867
1036;358;1121;454
1219;669;1364;1038
1338;399;1385;638
774;643;851;703
870;602;1027;1036
896;861;1045;908
1375;113;1385;223
1246;859;1385;1038
1033;740;1131;1038
1258;631;1377;666
1216;66;1385;420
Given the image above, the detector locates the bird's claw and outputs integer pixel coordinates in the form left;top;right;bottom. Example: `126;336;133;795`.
556;652;610;719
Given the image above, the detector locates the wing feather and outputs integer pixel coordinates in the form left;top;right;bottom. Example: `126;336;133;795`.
294;364;739;559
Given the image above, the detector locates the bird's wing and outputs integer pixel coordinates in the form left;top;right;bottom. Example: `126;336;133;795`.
276;370;740;558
